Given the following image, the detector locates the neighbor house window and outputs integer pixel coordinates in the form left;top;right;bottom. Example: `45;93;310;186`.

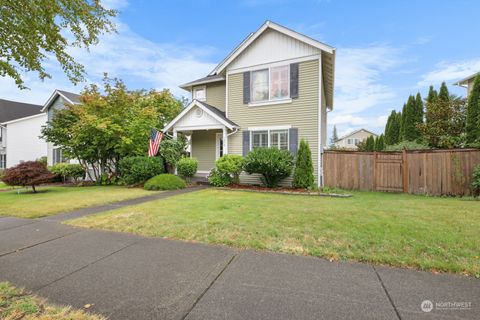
53;148;63;164
251;129;289;150
0;154;6;169
193;86;206;101
250;65;290;103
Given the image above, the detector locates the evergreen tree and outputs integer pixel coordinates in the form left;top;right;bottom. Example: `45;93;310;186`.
400;103;407;140
466;75;480;143
384;111;393;145
426;85;438;103
402;95;420;141
394;111;402;144
329;125;339;148
438;82;450;102
365;136;375;151
415;92;424;125
375;134;385;151
293;139;315;188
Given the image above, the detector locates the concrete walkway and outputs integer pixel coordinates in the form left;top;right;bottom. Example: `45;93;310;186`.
0;195;479;319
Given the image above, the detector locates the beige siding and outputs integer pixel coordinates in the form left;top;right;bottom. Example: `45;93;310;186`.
191;130;219;172
227;59;320;185
193;82;226;111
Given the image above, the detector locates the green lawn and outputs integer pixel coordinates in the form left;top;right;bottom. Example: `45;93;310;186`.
0;282;104;320
0;186;155;219
67;189;480;276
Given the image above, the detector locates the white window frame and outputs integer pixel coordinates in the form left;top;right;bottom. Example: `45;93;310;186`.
249;65;290;106
193;85;207;102
250;128;290;151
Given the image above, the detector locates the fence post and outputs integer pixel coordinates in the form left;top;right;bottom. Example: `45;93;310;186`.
402;149;408;193
373;151;377;191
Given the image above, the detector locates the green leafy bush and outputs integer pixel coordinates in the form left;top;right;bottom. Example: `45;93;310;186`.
385;140;430;151
49;163;84;183
144;174;186;190
472;165;480;197
293;139;314;188
177;157;198;180
244;148;294;188
159;138;187;173
208;168;232;187
118;156;164;185
215;155;244;184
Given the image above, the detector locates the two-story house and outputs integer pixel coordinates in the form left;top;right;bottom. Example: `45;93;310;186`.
41;90;81;166
454;72;479;96
164;21;335;186
334;129;378;150
0;99;46;169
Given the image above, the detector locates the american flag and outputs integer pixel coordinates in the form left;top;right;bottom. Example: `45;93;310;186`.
148;129;163;157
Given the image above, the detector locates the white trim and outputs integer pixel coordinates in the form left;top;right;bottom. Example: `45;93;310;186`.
41;90;79;112
248;98;292;107
226;55;319;75
179;76;225;90
197;170;210;174
193;85;207;102
318;56;322;188
163;100;237;132
1;113;45;125
176;125;225;131
215;132;223;160
225;72;229;118
210;21;334;76
247;125;291;131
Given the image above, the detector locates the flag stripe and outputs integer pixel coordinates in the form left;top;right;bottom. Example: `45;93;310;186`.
148;129;163;157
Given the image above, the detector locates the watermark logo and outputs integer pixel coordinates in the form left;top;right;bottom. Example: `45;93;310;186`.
421;300;472;312
421;300;433;312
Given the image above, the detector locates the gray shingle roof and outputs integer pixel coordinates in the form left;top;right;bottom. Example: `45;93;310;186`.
0;99;43;123
179;75;225;90
199;101;239;128
57;90;81;104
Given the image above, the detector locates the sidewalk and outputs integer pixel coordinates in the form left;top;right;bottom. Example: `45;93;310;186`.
0;216;478;319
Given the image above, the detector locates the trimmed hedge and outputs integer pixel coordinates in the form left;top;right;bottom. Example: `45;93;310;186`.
144;174;186;190
243;148;294;188
177;157;198;179
49;163;84;183
118;156;164;185
292;139;314;188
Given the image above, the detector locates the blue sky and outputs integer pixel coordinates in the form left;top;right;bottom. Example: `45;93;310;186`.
2;0;479;138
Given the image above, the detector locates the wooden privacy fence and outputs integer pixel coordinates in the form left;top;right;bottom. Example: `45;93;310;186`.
323;149;480;196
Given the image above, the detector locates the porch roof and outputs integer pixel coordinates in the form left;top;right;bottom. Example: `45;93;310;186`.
163;100;239;132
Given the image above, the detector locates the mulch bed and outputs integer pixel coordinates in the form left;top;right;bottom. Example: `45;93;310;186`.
220;184;352;198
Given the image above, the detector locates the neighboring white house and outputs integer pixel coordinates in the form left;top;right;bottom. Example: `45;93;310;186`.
41;90;81;166
454;72;478;96
334;129;378;150
0;99;45;169
2;113;48;168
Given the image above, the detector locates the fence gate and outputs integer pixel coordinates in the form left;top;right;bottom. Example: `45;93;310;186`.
373;152;404;192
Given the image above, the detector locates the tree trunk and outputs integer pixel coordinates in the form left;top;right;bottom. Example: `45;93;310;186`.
31;185;36;193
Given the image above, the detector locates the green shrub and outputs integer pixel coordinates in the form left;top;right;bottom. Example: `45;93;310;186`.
177;157;198;180
49;163;85;183
215;155;244;184
118;156;164;185
293;139;314;188
144;174;186;190
385;140;430;151
472;165;480;196
208;168;232;187
244;148;294;188
159;138;187;173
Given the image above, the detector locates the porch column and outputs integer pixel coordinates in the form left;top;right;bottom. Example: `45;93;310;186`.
222;127;228;155
173;128;178;174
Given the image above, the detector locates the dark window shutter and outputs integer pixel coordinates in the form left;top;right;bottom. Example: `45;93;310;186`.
290;63;299;99
242;130;250;156
289;128;299;155
243;72;251;104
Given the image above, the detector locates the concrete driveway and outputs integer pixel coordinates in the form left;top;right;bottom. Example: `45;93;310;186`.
0;216;478;320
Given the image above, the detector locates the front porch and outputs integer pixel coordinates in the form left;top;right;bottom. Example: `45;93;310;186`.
163;100;239;175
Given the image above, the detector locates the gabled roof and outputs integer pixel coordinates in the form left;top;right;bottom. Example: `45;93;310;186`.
454;71;479;87
337;128;378;141
0;99;43;123
41;89;81;112
179;74;225;90
163;100;239;132
209;20;335;76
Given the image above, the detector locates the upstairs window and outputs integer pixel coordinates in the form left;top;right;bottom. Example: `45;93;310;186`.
250;65;290;103
193;86;206;101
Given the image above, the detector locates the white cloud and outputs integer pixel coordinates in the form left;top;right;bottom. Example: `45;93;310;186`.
1;17;217;104
418;58;480;87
